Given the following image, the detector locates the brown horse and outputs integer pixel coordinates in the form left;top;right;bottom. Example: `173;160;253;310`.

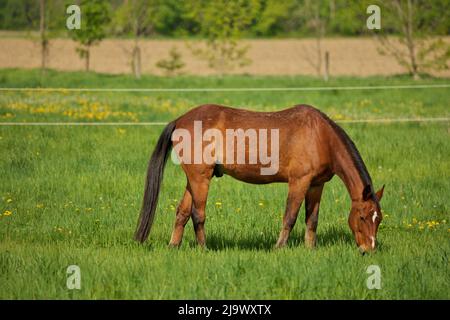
134;104;384;253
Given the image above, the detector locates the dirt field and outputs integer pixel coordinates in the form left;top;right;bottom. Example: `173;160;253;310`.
1;37;449;77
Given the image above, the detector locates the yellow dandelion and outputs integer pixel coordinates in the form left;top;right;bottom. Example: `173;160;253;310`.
215;202;222;206
3;210;12;216
6;198;12;203
36;203;44;209
258;202;264;207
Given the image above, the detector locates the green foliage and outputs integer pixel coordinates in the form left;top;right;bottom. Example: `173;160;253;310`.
375;0;450;78
68;0;110;71
70;0;110;47
186;0;259;73
155;47;185;76
0;0;40;30
1;0;449;38
112;0;156;37
251;0;293;36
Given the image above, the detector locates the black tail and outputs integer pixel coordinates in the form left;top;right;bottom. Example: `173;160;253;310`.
134;121;176;243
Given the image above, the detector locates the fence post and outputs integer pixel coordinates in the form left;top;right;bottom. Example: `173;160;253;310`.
324;51;330;81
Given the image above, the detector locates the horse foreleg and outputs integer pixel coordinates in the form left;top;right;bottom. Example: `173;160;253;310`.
275;177;310;248
169;185;193;248
304;184;324;248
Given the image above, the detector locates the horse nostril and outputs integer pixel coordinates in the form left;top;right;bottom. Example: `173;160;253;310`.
358;246;366;255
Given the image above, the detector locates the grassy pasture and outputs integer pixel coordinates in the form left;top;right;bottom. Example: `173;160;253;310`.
0;69;449;299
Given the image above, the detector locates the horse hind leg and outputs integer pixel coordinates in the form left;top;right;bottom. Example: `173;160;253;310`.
304;184;324;248
189;177;211;248
169;186;193;248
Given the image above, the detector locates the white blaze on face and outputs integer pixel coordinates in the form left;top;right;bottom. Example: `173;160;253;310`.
370;236;375;249
372;211;378;223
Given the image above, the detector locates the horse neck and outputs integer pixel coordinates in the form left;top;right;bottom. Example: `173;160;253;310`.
329;133;365;202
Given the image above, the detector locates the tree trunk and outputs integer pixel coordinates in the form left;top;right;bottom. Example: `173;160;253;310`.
132;39;142;79
314;4;323;78
405;0;419;79
329;0;336;20
40;0;48;71
85;46;90;72
324;51;330;81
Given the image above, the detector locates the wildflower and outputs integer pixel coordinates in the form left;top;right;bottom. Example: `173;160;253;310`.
36;203;44;209
215;202;222;206
3;210;12;216
258;202;264;207
6;198;12;203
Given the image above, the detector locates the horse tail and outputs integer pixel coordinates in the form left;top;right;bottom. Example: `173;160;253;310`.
134;121;176;243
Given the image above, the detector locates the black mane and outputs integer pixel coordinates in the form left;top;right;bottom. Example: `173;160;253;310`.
314;108;375;197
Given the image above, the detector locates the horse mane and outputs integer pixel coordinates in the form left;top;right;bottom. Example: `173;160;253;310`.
305;106;375;197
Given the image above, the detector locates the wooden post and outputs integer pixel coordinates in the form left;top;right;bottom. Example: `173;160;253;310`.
324;51;330;81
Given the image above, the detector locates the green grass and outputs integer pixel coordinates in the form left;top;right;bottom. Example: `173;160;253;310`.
0;69;449;299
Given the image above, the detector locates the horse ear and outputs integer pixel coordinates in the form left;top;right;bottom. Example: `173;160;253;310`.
375;185;385;201
362;185;373;201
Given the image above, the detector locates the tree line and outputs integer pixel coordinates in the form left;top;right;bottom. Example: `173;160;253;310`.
1;0;449;37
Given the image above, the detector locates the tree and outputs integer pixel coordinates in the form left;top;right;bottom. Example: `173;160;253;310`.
293;0;331;80
39;0;49;71
114;0;158;79
70;0;110;72
376;0;450;79
186;0;259;74
156;46;185;76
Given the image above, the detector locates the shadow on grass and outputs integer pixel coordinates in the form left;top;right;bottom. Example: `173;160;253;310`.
204;226;355;251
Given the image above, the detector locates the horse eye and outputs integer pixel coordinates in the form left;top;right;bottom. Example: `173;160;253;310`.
360;216;365;221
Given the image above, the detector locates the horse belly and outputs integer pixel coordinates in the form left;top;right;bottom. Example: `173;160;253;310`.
222;163;288;184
